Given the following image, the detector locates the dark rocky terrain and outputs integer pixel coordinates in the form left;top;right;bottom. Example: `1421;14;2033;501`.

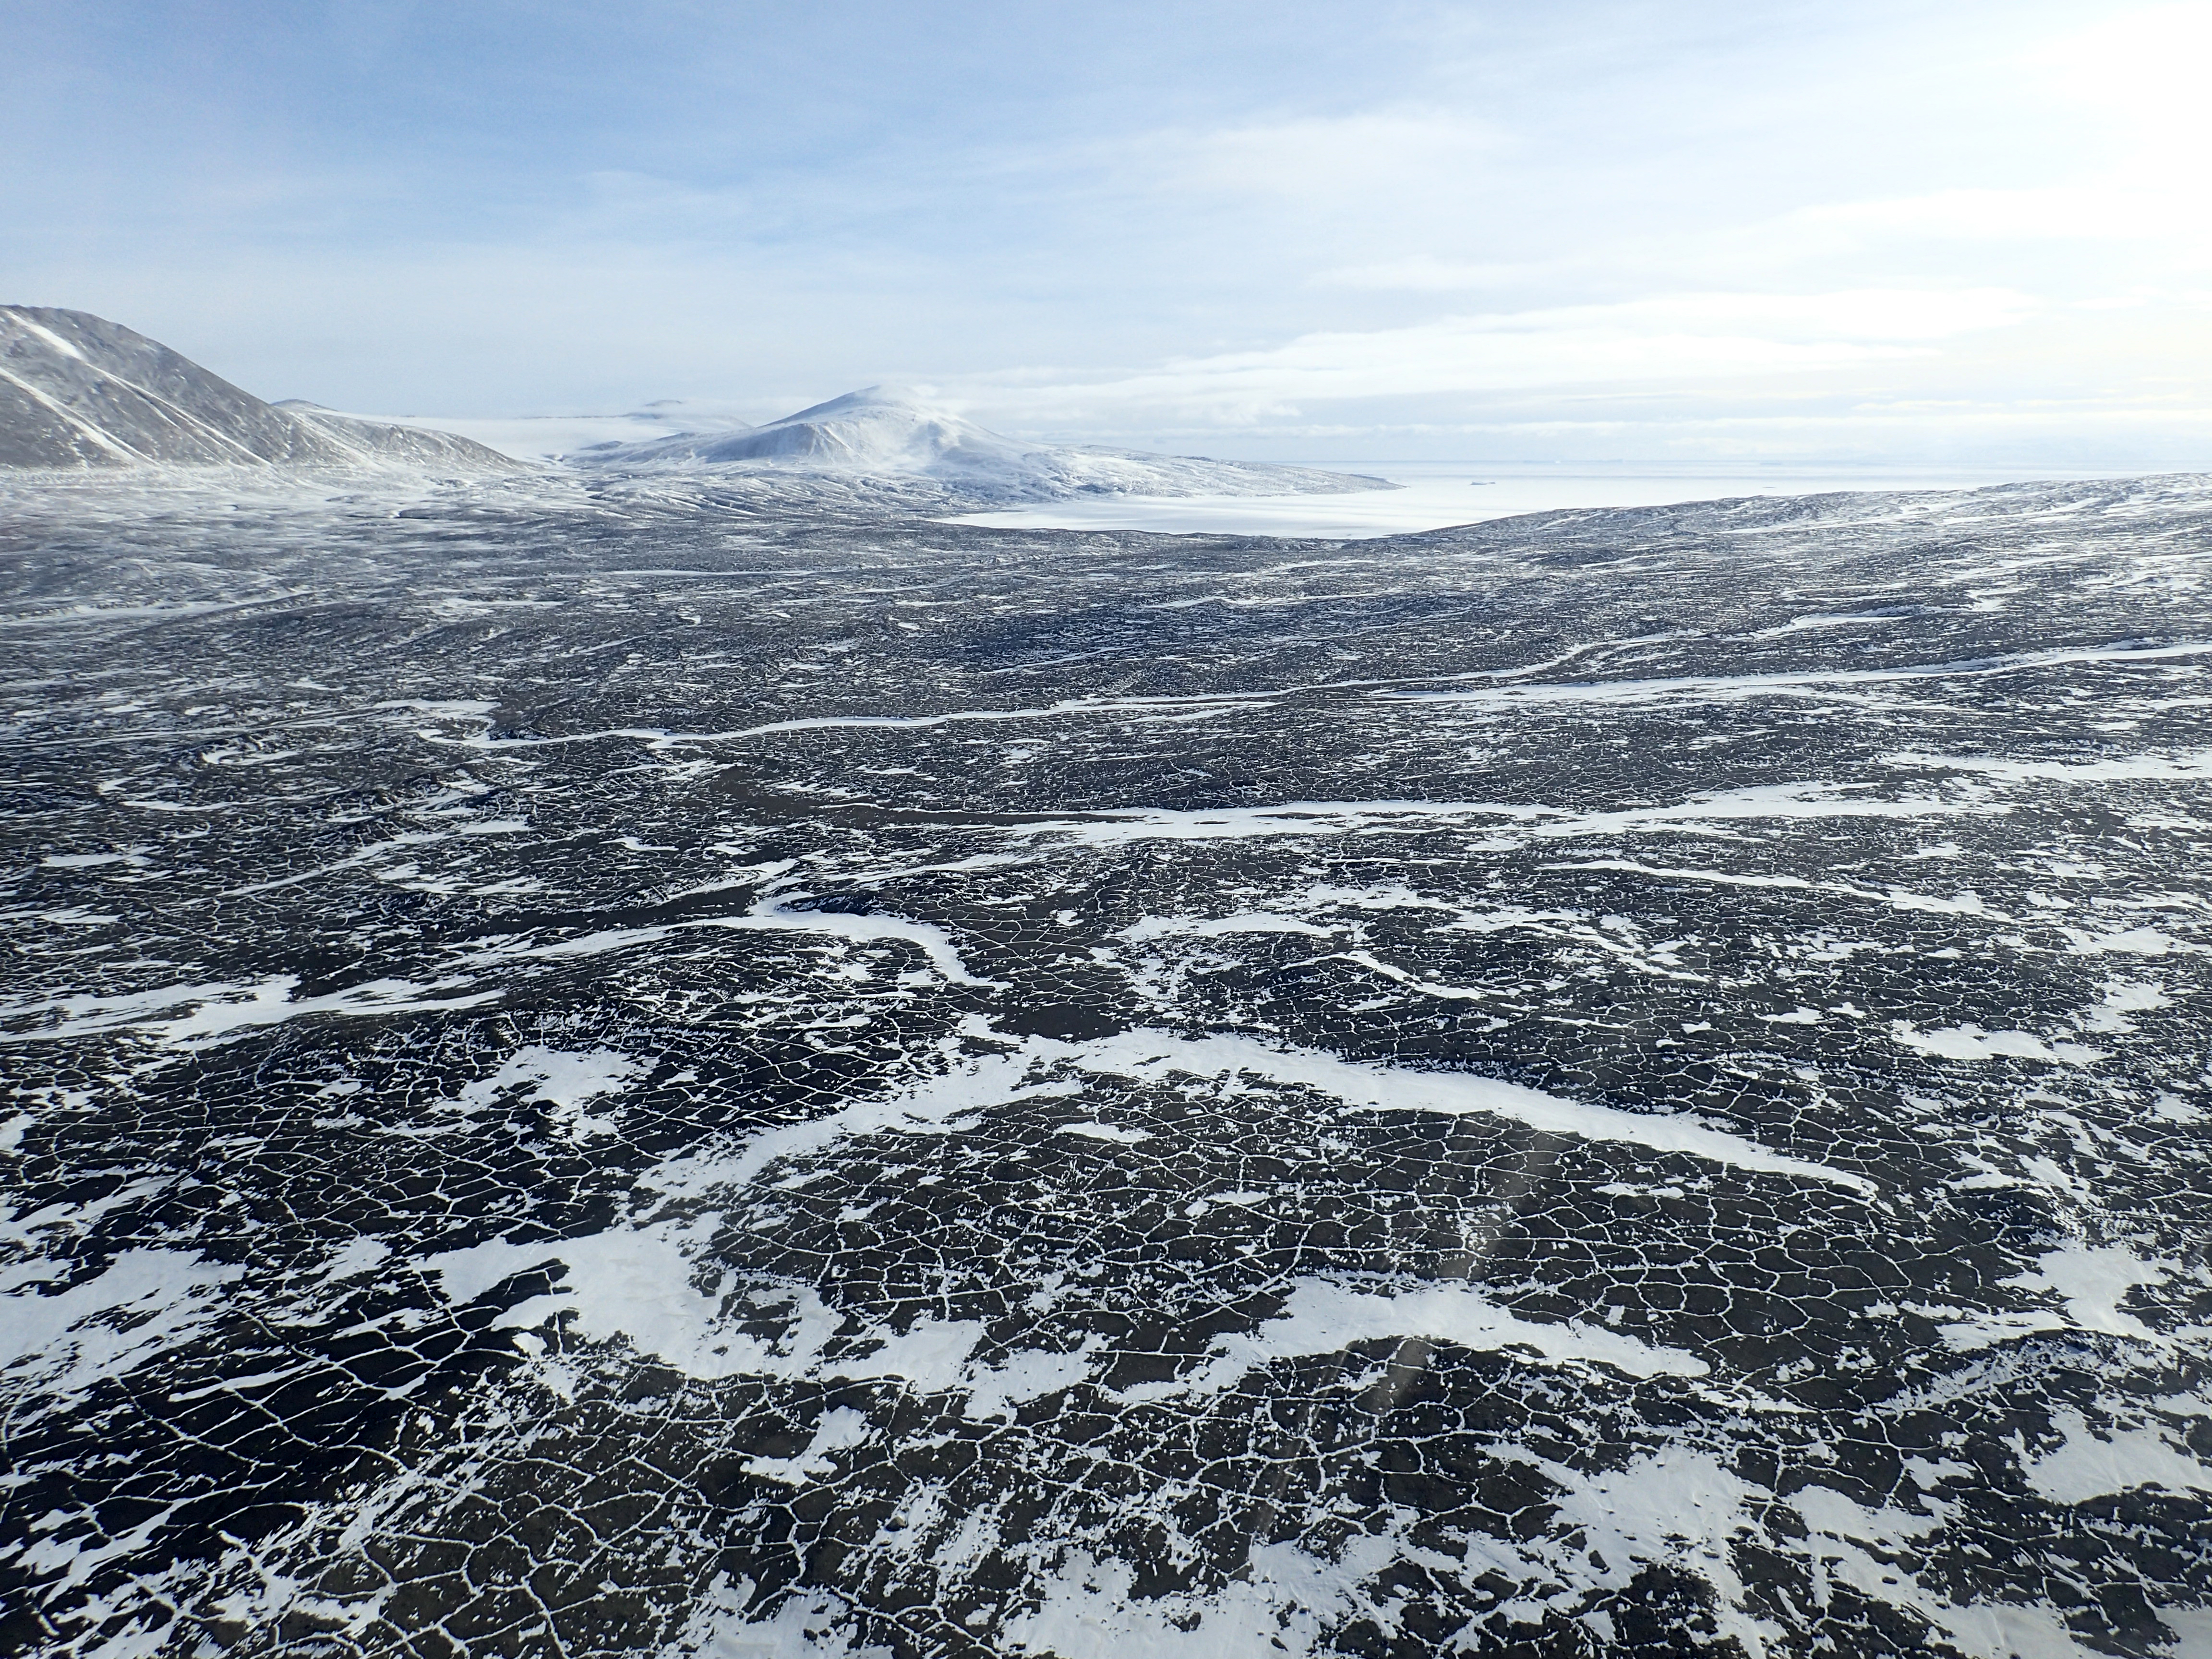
3;467;2211;1657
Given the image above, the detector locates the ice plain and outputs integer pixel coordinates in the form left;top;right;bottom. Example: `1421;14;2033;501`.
4;461;2212;1658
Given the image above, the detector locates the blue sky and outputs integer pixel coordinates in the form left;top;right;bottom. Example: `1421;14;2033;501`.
5;0;2208;463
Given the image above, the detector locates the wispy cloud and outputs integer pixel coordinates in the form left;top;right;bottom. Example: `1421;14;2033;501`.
1159;109;1508;203
1311;258;1531;293
958;290;2044;424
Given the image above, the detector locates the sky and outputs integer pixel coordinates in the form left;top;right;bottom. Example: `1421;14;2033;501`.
4;0;2209;465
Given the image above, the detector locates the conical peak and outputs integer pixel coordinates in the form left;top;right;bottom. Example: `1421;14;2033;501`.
773;384;950;425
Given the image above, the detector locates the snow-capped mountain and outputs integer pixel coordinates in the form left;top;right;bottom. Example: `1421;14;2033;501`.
0;313;1388;505
0;307;522;472
577;384;1394;504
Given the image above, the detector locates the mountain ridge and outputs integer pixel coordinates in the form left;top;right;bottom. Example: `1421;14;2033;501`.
0;306;525;473
572;383;1395;504
0;311;1394;505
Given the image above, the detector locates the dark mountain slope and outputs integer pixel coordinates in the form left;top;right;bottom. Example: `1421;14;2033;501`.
0;306;522;472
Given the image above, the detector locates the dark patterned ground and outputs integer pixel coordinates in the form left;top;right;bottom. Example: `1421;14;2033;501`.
4;470;2212;1658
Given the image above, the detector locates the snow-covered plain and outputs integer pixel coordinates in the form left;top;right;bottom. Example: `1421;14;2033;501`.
951;459;2157;538
4;467;2212;1658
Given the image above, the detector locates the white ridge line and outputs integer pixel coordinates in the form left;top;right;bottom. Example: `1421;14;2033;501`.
0;361;145;463
1383;639;2212;707
1036;1029;1878;1197
441;690;1282;750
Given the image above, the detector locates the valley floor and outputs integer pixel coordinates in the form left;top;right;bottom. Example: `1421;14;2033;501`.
4;472;2212;1657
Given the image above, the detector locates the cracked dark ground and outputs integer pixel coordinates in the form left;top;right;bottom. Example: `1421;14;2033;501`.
4;470;2212;1658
